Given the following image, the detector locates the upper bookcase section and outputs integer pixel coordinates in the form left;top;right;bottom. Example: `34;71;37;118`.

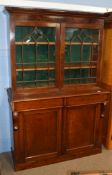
6;7;105;95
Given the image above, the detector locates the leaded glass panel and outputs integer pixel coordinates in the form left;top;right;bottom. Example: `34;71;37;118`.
64;28;99;84
15;26;56;88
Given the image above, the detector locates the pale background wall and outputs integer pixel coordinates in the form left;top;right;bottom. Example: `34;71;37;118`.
0;6;11;153
0;0;112;153
33;0;112;8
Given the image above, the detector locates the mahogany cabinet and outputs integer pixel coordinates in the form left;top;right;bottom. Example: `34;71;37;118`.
6;7;109;170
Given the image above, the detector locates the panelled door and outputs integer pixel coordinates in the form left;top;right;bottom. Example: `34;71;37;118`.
13;108;62;163
62;102;102;155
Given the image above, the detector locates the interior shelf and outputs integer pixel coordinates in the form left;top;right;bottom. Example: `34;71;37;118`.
64;77;96;80
15;42;56;45
16;65;96;72
16;67;55;71
65;42;98;45
15;42;98;45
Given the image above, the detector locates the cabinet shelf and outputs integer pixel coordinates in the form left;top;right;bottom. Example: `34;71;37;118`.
17;79;55;83
64;65;96;69
65;42;98;45
15;42;98;46
16;67;55;71
65;77;96;80
15;42;55;45
16;65;96;72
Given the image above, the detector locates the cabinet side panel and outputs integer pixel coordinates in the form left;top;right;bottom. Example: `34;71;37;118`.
102;28;112;86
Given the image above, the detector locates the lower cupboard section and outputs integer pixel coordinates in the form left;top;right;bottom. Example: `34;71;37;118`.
12;97;107;170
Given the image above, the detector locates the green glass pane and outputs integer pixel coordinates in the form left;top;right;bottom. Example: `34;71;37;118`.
92;45;98;61
65;28;81;42
24;71;36;81
15;26;33;42
16;71;22;81
40;45;55;62
64;67;96;85
37;45;55;62
36;70;48;80
83;45;91;62
80;78;88;83
35;27;56;42
15;26;56;42
64;79;81;84
49;45;55;62
71;69;80;78
64;79;70;84
65;45;81;63
65;28;99;43
16;45;22;63
16;45;35;67
65;45;70;62
91;68;96;77
23;45;36;63
81;69;89;78
16;45;36;67
15;26;56;88
87;29;99;42
64;68;89;79
64;69;70;79
37;63;55;69
16;45;55;68
49;70;55;79
71;69;81;78
79;29;99;42
64;69;81;79
71;79;80;84
71;45;81;62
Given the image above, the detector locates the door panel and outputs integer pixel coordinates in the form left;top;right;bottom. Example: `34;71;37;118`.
63;104;101;154
17;108;62;162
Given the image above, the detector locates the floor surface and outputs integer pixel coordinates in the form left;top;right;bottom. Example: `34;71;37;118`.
1;149;112;175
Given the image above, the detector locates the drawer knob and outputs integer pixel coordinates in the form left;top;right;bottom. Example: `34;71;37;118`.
13;112;18;117
104;101;108;106
101;113;105;118
14;126;19;131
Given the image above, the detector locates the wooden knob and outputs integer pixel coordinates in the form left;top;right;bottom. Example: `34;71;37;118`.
104;101;108;106
101;114;105;118
14;126;19;131
13;112;18;117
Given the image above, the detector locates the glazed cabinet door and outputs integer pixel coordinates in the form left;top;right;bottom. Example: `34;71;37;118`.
60;23;101;87
13;108;62;164
13;22;61;92
63;102;103;155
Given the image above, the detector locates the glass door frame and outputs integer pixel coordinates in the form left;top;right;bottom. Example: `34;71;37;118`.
10;20;61;94
60;23;103;89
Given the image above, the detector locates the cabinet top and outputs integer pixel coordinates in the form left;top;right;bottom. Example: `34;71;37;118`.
6;7;106;19
7;86;109;102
